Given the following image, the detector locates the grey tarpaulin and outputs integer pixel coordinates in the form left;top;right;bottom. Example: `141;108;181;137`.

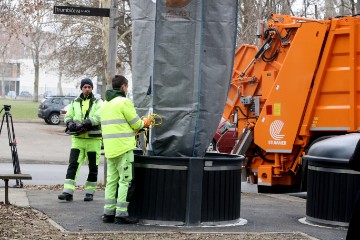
131;0;238;157
131;0;156;118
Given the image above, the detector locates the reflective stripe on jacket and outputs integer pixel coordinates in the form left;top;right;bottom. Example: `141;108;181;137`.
100;96;144;158
64;96;103;139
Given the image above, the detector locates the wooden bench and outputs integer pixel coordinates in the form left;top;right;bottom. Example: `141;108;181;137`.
0;174;32;205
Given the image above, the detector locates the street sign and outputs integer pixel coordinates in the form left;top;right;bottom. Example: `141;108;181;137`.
53;6;110;17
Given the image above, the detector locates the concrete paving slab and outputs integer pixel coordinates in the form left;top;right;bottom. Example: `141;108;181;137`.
0;188;29;207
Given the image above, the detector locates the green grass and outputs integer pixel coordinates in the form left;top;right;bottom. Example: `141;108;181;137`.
0;99;39;120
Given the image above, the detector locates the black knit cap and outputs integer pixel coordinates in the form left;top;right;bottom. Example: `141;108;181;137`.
80;78;93;89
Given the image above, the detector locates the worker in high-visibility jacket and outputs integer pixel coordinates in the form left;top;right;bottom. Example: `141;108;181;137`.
101;75;150;224
58;78;103;202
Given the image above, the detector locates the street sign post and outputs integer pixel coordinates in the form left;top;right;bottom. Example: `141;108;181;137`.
53;6;110;17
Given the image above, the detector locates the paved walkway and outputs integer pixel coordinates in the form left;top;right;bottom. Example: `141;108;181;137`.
0;122;349;239
0;180;347;240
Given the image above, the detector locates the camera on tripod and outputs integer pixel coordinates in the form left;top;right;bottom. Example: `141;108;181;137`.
3;105;11;112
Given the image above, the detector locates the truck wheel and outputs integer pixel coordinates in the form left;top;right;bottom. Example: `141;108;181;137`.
207;140;217;152
49;113;60;125
258;184;301;194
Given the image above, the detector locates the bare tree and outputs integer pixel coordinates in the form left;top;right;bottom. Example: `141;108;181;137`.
0;1;18;97
118;0;132;71
46;0;132;97
44;0;106;96
0;36;11;97
338;0;356;15
1;0;57;102
2;0;358;101
324;0;337;19
236;0;300;46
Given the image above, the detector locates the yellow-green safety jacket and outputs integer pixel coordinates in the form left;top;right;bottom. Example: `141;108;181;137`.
100;90;144;158
64;93;103;139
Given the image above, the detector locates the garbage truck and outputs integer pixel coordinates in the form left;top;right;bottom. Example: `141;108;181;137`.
220;14;360;192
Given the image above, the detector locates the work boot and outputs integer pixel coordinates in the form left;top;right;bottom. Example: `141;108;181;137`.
114;216;139;224
58;192;73;201
102;214;115;223
84;194;93;201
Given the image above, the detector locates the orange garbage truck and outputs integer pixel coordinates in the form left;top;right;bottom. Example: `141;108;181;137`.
222;14;360;192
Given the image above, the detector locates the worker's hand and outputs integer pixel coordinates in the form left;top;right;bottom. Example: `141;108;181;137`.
75;119;91;131
143;118;151;128
75;122;85;131
81;119;92;128
66;121;76;131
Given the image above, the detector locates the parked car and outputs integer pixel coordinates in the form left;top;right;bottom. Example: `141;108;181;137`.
6;91;16;99
19;91;32;97
208;119;238;153
59;104;70;124
38;96;75;125
16;91;33;100
44;91;53;98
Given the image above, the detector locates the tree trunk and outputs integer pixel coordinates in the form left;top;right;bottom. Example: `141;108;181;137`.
57;71;63;96
324;0;336;19
1;64;5;97
303;0;307;17
34;50;39;102
340;0;345;15
350;0;355;15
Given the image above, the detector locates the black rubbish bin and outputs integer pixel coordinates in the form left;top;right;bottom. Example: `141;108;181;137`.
129;151;244;226
303;133;360;227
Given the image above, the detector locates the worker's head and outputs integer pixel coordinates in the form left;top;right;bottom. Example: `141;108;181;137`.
112;75;128;96
80;78;93;97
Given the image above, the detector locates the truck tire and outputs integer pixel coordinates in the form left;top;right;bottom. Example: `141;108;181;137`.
258;184;301;194
207;140;217;152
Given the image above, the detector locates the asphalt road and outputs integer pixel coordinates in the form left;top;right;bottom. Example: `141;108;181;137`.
0;121;106;185
0;121;71;165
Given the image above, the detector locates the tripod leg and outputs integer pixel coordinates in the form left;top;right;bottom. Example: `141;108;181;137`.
0;114;5;136
5;114;23;188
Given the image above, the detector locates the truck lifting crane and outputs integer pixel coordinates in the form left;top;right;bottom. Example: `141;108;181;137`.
222;14;360;192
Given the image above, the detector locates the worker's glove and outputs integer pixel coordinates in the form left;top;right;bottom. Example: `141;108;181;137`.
71;123;87;136
81;119;92;128
76;119;91;130
75;122;85;131
143;117;151;128
66;121;77;131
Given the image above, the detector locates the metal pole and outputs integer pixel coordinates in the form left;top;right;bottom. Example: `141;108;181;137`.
107;0;118;89
5;179;9;204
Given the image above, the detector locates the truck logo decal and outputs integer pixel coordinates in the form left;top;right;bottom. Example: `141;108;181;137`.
270;120;285;140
